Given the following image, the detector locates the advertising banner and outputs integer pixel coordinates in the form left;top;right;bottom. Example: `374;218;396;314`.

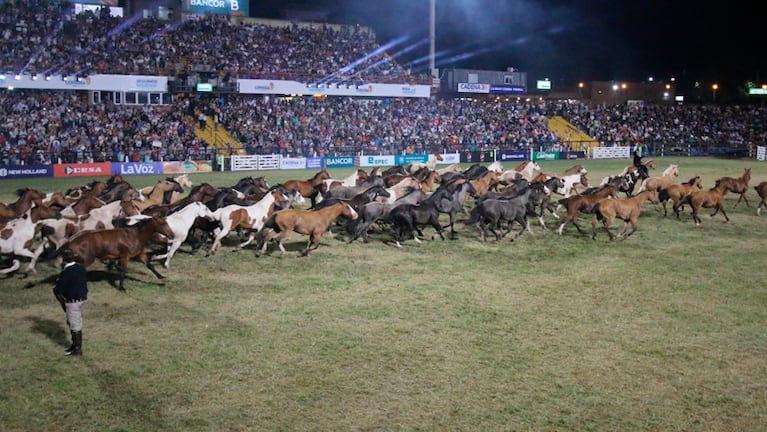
533;151;559;161
53;162;111;178
306;157;323;169
496;151;528;162
0;164;53;180
489;85;526;94
111;162;164;176
439;153;461;164
280;157;307;170
457;83;490;93
591;146;631;159
162;161;212;173
359;155;396;167
0;74;167;92
460;151;494;164
395;155;428;165
181;0;248;16
559;151;587;160
757;145;766;161
237;79;431;98
324;156;356;168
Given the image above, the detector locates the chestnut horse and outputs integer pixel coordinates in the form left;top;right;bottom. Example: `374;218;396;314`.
556;184;620;235
284;169;331;206
675;183;729;225
715;168;751;208
658;176;703;217
60;216;174;291
755;181;767;216
591;190;659;240
258;201;359;256
0;188;45;224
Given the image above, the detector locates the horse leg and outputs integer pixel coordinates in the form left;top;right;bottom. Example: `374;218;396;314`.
139;252;165;279
719;205;729;222
623;219;638;238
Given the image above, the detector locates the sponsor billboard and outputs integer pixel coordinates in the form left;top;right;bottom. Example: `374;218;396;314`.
238;79;431;98
359;155;396;167
0;164;53;180
559;151;587;160
324;156;356;168
489;85;526;94
306;157;323;169
460;151;494;163
496;151;528;162
533;151;559;161
280;157;307;170
54;163;111;178
395;155;428;165
457;83;490;93
163;161;212;173
0;74;167;92
439;153;461;164
182;0;248;16
111;162;164;175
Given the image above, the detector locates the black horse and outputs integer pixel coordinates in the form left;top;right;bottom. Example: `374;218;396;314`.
465;187;531;241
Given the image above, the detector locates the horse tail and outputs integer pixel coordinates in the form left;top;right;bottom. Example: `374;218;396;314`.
677;193;692;208
593;202;605;222
658;188;670;203
557;197;570;206
263;213;282;233
463;205;481;226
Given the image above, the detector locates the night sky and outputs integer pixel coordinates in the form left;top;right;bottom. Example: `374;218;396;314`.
249;0;765;90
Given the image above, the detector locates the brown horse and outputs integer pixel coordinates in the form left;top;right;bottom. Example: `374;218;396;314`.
755;181;767;216
0;188;45;224
591;190;659;240
284;169;331;206
715;168;751;207
258;201;359;256
469;170;500;197
659;176;703;217
556;184;620;235
675;184;729;225
60;216;174;290
132;180;184;212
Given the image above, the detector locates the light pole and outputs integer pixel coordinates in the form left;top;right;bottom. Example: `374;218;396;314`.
712;83;719;103
578;82;584;99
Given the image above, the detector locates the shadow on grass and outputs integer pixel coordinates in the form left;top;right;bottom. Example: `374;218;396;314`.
25;315;68;348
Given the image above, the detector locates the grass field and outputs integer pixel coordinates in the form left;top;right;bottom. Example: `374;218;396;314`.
1;157;766;431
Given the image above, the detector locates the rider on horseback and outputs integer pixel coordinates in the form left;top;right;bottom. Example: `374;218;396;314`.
633;148;649;179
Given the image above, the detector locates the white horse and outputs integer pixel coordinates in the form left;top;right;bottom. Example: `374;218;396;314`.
154;202;219;268
499;161;541;183
487;161;504;173
557;172;589;198
406;154;444;174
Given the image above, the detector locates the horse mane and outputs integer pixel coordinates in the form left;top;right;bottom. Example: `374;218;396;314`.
662;164;678;176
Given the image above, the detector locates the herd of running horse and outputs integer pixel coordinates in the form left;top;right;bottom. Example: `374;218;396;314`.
0;161;765;289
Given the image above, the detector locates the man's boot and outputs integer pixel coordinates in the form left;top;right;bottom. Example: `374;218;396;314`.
65;331;82;356
64;331;76;354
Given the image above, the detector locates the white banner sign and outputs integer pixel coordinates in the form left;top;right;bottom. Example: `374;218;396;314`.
359;155;396;167
238;79;430;98
280;157;307;170
439;153;461;164
757;146;766;161
591;146;631;159
457;83;490;93
0;74;167;92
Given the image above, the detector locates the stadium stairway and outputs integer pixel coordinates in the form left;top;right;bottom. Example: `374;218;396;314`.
190;116;245;155
547;116;599;152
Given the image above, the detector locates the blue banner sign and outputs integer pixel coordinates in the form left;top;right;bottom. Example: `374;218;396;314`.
496;151;528;162
306;157;323;169
489;85;526;94
111;162;164;175
0;164;53;180
182;0;248;16
395;155;428;165
324;156;356;168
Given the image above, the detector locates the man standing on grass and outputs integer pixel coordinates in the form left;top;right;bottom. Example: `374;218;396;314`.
53;250;89;357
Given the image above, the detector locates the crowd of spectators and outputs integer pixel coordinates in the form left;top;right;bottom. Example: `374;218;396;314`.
0;0;414;84
0;0;765;165
2;88;766;165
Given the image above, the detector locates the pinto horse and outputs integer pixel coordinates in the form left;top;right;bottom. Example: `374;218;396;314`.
209;189;291;253
591;190;659;240
284;169;331;206
258;201;359;256
60;216;174;291
152;202;219;268
715;168;751;208
755;182;767;216
499;160;541;183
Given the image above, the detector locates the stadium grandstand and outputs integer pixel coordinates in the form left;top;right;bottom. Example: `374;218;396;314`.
0;0;765;167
